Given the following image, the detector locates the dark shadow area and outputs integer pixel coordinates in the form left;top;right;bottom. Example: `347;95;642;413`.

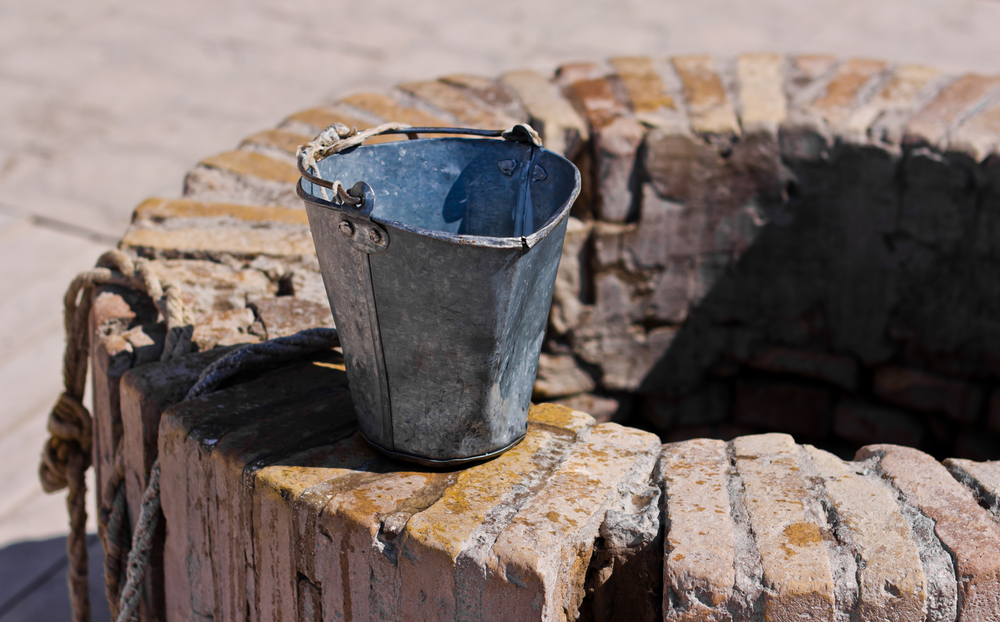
626;141;1000;461
0;534;110;622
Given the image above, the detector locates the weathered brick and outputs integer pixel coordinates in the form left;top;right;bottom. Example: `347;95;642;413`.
949;95;1000;161
873;366;984;422
340;91;452;128
591;221;627;268
438;74;528;122
736;53;787;135
659;439;740;620
846;64;942;143
858;444;1000;622
122;227;315;260
732;434;836;622
487;423;661;622
247;297;334;340
803;446;927;622
549;216;591;335
197;150;299;184
641;382;730;432
644;258;697;324
574;321;676;392
786;54;839;105
396;405;596;622
899;147;977;252
807;58;888;130
533;353;596;399
552;393;621;424
609;56;676;114
905;74;1000;146
398;80;519;129
592;115;646;222
671;55;740;139
944;457;1000;519
500;70;589;158
832;399;924;447
281;107;371;133
153;259;276;319
239;128;312;156
745;346;858;391
131;197;309;226
562;74;630;131
733;380;832;438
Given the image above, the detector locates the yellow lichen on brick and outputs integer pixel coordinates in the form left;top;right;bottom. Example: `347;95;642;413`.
121;227;315;257
341;91;451;127
240;128;313;155
528;403;596;438
672;55;740;136
132;197;309;225
199;150;300;184
610;56;676;113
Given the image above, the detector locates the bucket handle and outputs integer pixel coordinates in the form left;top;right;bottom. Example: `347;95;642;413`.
296;122;543;208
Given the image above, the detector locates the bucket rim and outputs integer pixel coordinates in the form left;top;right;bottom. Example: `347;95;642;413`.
297;137;582;250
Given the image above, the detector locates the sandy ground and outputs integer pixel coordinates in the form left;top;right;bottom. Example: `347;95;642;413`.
0;0;998;617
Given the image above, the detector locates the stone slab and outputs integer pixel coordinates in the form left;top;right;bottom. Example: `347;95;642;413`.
732;433;835;622
659;439;736;620
804;445;926;621
857;444;1000;622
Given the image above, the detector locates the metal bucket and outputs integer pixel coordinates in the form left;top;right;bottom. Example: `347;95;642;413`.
297;125;580;465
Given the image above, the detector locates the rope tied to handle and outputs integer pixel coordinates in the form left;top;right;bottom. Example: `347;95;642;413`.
296;122;413;205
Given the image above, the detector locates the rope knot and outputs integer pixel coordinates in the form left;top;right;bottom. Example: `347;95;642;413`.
39;392;93;493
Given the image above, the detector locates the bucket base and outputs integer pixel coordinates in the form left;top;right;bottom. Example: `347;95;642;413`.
360;431;527;467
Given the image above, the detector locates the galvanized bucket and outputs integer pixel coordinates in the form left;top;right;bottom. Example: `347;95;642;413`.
296;124;580;465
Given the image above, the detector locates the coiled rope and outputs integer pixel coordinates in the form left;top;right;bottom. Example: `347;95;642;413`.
38;249;339;622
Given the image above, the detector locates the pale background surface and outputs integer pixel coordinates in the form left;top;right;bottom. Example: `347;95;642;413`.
1;0;998;617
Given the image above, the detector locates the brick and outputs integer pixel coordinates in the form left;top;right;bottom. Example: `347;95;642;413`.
500;69;589;158
158;354;347;622
552;393;621;424
644;258;697;324
239;128;312;156
609;56;676;114
733;380;832;438
340;91;452;128
873;366;984;422
131;197;309;226
732;434;835;622
899;147;977;252
905;74;1000;146
208;372;355;622
736;53;787;134
950;95;1000;161
591;221;627;268
641;382;730;433
533;353;596;399
122;227;315;260
398;80;519;129
857;444;1000;622
438;74;528;123
549;216;591;334
562;73;630;130
396;406;595;622
745;346;858;391
253;435;383;622
807;58;888;129
944;457;1000;519
282;107;372;133
486;423;661;622
248;297;333;340
592;115;646;221
642;129;726;204
152;259;276;318
574;322;676;393
671;55;740;137
832;399;924;447
846;64;942;143
659;439;740;620
198;150;299;184
803;446;927;622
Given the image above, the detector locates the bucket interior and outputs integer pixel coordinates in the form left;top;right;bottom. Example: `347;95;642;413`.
308;138;577;239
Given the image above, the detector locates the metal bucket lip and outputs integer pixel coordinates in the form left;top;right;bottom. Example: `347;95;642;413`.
298;137;582;250
360;429;527;467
